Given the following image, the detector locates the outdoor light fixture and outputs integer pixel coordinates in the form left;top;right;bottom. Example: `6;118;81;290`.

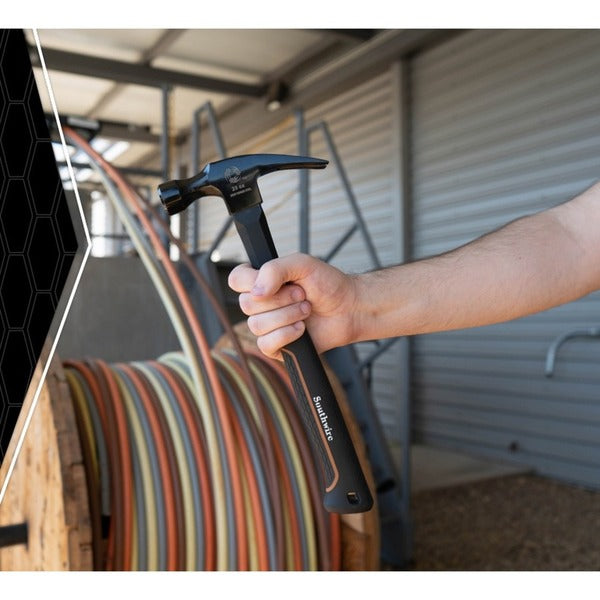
265;80;289;112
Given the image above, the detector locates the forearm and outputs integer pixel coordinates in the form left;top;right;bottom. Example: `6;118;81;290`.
353;183;600;341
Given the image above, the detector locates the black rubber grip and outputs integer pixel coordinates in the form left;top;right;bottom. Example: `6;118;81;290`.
282;333;373;513
233;204;373;513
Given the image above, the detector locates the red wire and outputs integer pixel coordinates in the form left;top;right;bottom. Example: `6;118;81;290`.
65;127;245;570
64;360;119;570
150;360;217;571
118;363;182;571
95;359;134;571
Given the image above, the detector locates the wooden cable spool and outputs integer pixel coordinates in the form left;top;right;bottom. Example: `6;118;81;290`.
0;356;93;570
0;333;379;571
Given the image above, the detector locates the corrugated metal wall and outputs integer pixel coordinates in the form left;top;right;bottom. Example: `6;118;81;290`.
411;30;600;488
197;70;406;438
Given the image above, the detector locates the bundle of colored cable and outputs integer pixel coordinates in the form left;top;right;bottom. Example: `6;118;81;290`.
65;127;283;571
64;350;341;571
61;127;364;570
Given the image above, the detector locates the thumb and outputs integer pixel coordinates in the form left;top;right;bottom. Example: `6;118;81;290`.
252;253;315;297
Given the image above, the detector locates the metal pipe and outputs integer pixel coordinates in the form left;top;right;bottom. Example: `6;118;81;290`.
59;161;163;178
323;223;358;263
306;120;382;270
90;232;130;240
191;108;201;253
295;108;310;254
161;84;171;182
205;102;227;160
191;107;200;175
205;216;234;259
545;327;600;377
35;46;268;97
190;102;229;255
357;338;400;372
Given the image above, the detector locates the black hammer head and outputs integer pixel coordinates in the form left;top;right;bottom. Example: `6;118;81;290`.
158;153;328;216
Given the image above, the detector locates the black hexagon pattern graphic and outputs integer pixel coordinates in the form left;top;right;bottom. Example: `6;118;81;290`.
0;29;78;459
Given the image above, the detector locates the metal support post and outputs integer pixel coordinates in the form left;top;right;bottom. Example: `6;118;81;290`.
161;84;171;182
296;108;310;254
190;102;229;254
393;58;414;565
305;119;382;270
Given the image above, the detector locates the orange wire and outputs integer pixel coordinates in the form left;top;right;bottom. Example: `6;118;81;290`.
65;127;246;569
249;352;340;570
150;360;217;571
220;362;270;571
64;360;118;570
118;363;181;571
96;359;134;571
261;395;304;570
329;513;342;571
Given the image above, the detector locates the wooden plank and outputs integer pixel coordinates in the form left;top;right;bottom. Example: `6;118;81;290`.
0;356;92;570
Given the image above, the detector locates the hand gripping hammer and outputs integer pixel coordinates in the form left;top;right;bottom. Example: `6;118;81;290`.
158;154;373;513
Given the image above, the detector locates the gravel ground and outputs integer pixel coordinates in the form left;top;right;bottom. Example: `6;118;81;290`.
410;474;600;570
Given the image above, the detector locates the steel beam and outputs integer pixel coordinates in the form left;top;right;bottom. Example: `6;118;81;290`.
85;29;188;118
33;47;268;97
60;161;162;178
321;29;378;42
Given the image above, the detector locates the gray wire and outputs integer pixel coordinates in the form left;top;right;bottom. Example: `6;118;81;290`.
113;364;163;570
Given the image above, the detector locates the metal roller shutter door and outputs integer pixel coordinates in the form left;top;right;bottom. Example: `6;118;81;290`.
411;29;600;487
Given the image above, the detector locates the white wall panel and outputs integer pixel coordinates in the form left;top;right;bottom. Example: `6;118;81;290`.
411;29;600;488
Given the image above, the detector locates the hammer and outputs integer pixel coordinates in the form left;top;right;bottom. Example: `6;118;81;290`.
158;154;373;513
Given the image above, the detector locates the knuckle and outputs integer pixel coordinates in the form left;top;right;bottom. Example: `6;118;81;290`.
238;293;253;315
227;270;238;290
246;314;261;335
285;284;305;304
260;260;277;282
256;335;277;359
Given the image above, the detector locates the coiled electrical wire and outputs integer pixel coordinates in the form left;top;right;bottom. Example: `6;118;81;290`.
61;129;355;571
63;350;343;571
65;127;242;570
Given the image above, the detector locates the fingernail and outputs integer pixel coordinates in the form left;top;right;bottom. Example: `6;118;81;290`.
291;288;304;302
251;284;265;296
300;301;310;315
293;321;304;331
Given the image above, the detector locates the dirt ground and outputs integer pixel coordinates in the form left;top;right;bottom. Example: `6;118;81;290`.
410;473;600;570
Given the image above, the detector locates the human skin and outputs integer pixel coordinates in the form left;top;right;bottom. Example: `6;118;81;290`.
228;181;600;360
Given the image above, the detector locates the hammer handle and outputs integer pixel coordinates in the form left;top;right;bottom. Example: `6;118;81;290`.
234;206;373;513
281;334;373;512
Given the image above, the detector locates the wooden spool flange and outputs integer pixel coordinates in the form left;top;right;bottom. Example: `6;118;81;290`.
0;356;93;570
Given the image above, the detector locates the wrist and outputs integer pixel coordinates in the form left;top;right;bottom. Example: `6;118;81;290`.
348;272;380;343
349;264;426;342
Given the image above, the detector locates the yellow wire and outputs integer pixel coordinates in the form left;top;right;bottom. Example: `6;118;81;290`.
212;352;259;425
212;352;266;570
82;148;230;571
113;369;159;571
111;372;142;569
238;442;258;571
133;362;198;571
249;359;318;571
65;370;100;484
